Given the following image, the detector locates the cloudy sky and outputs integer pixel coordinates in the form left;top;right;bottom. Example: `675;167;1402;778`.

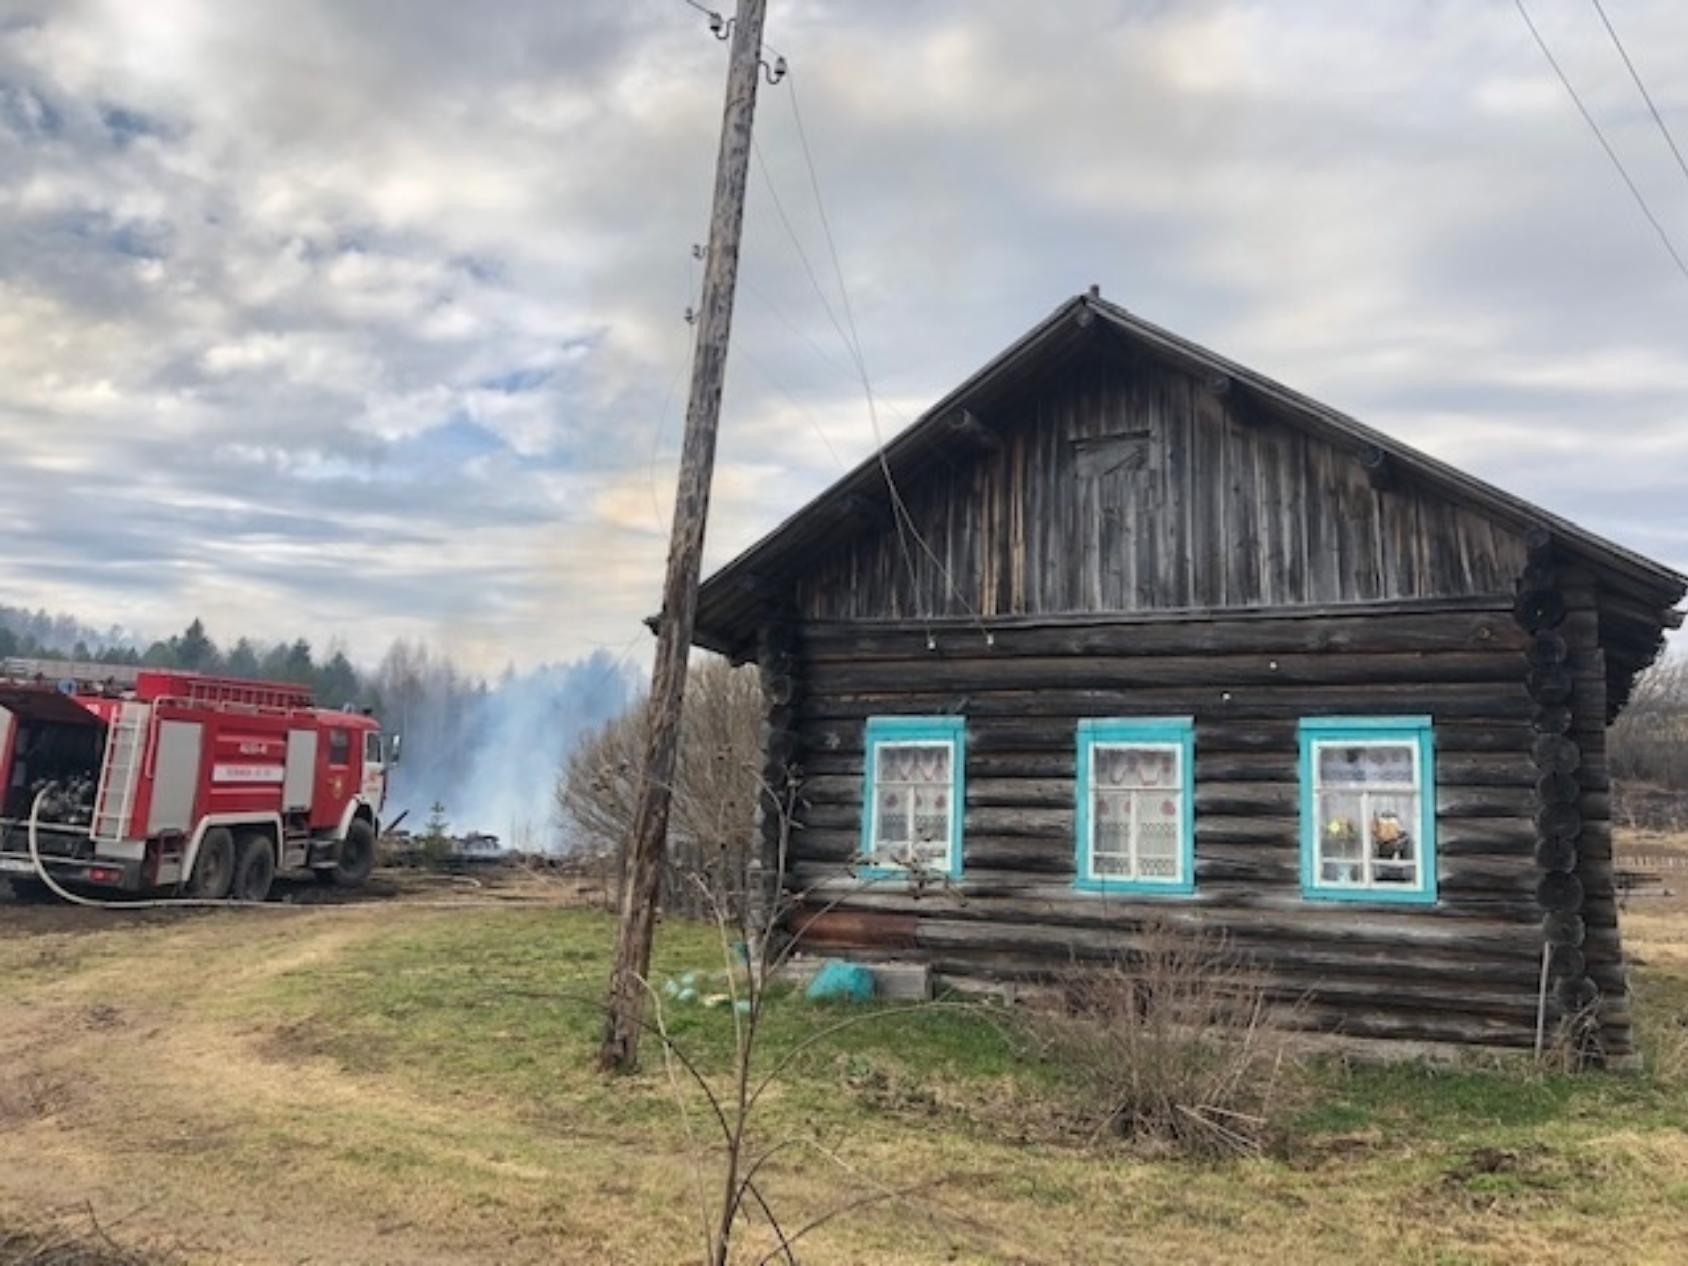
2;0;1685;672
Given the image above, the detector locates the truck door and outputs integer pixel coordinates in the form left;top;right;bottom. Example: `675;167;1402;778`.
361;731;387;810
313;726;353;830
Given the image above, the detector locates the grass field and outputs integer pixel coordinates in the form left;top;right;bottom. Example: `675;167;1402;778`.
2;868;1687;1265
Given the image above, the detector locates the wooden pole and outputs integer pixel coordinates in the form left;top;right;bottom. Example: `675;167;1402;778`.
599;0;770;1073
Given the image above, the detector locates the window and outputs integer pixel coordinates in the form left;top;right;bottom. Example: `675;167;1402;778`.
1299;717;1436;904
1075;718;1195;894
328;729;350;767
860;716;964;877
365;731;382;764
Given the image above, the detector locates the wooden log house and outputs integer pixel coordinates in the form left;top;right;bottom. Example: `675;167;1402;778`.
690;291;1686;1062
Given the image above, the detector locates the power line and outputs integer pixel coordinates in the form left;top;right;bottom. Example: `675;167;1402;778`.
1588;0;1688;190
685;7;989;638
1513;0;1688;283
648;251;701;532
782;72;994;643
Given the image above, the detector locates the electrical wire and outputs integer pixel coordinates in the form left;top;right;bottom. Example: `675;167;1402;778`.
781;72;995;645
678;2;992;643
1514;0;1688;283
649;253;703;533
1588;0;1688;190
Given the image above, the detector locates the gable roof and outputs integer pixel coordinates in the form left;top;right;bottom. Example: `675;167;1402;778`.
693;292;1685;662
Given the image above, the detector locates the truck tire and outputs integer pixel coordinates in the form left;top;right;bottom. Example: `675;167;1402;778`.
232;833;276;903
187;828;236;899
332;819;376;887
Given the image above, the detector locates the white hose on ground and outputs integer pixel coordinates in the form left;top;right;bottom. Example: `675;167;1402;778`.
25;787;286;911
19;788;555;914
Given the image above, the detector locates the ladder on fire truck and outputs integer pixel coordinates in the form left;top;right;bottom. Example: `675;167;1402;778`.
90;706;146;844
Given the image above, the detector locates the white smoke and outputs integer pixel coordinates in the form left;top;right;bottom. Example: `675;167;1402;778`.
376;644;637;852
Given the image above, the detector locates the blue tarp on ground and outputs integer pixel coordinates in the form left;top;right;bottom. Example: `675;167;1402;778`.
805;959;876;1004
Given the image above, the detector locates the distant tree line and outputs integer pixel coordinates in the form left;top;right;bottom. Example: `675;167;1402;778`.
0;609;368;709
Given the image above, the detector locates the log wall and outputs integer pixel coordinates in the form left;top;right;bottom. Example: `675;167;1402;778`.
774;599;1632;1058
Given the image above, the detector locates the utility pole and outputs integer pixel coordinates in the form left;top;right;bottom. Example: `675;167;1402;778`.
599;0;771;1073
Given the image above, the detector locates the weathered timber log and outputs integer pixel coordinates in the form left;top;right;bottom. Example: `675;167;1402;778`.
797;606;1526;662
1534;773;1580;806
787;869;1546;927
909;917;1547;981
1515;589;1566;632
1525;666;1573;704
1554;976;1599;1010
1542;911;1586;946
790;886;1544;944
1534;803;1583;843
1547;944;1586;980
804;649;1530;694
1536;871;1585;913
796;718;1534;756
1526;630;1568;667
787;907;917;950
1534;836;1578;873
1531;733;1581;774
1529;704;1573;735
800;682;1532;722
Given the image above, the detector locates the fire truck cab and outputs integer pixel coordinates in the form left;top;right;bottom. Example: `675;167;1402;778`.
0;659;391;901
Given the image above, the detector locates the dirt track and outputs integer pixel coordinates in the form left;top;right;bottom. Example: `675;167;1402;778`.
0;872;599;1265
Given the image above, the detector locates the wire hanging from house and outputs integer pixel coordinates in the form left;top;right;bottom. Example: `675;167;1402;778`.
676;3;993;647
780;71;995;648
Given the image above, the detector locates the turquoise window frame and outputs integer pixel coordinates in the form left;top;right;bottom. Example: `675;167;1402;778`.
1074;717;1195;896
859;716;965;880
1298;716;1437;905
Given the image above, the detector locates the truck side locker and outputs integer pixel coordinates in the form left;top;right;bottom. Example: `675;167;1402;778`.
284;730;317;813
148;721;204;834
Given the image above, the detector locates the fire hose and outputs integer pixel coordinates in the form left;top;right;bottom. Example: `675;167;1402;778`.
22;788;507;913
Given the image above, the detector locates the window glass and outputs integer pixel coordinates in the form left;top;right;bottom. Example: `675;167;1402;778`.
1077;719;1194;892
328;730;350;766
1300;720;1435;903
871;742;953;868
365;731;382;763
861;718;963;876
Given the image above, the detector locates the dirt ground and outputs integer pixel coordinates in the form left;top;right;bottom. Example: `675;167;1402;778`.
2;857;1687;1265
0;870;605;1266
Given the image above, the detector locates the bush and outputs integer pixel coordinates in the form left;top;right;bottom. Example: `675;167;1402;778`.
555;657;761;917
1610;655;1688;830
1021;923;1301;1158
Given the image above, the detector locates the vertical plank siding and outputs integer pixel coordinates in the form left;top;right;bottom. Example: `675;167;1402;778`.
796;358;1528;623
772;602;1643;1057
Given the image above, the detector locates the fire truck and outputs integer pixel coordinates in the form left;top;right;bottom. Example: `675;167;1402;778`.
0;659;392;902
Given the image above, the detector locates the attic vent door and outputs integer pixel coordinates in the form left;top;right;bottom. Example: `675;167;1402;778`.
1072;429;1153;480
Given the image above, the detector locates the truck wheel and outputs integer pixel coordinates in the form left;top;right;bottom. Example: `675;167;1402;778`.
333;819;376;887
231;833;275;903
187;828;236;900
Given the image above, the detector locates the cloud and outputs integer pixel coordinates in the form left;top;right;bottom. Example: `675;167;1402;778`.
0;0;1684;675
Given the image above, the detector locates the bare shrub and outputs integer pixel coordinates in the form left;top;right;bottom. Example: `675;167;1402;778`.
1021;923;1300;1158
1610;655;1688;830
557;656;761;917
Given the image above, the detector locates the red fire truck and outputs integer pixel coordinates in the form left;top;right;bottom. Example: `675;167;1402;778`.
0;659;392;902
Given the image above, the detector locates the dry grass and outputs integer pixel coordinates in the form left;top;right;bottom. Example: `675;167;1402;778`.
0;1209;169;1266
2;850;1688;1264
